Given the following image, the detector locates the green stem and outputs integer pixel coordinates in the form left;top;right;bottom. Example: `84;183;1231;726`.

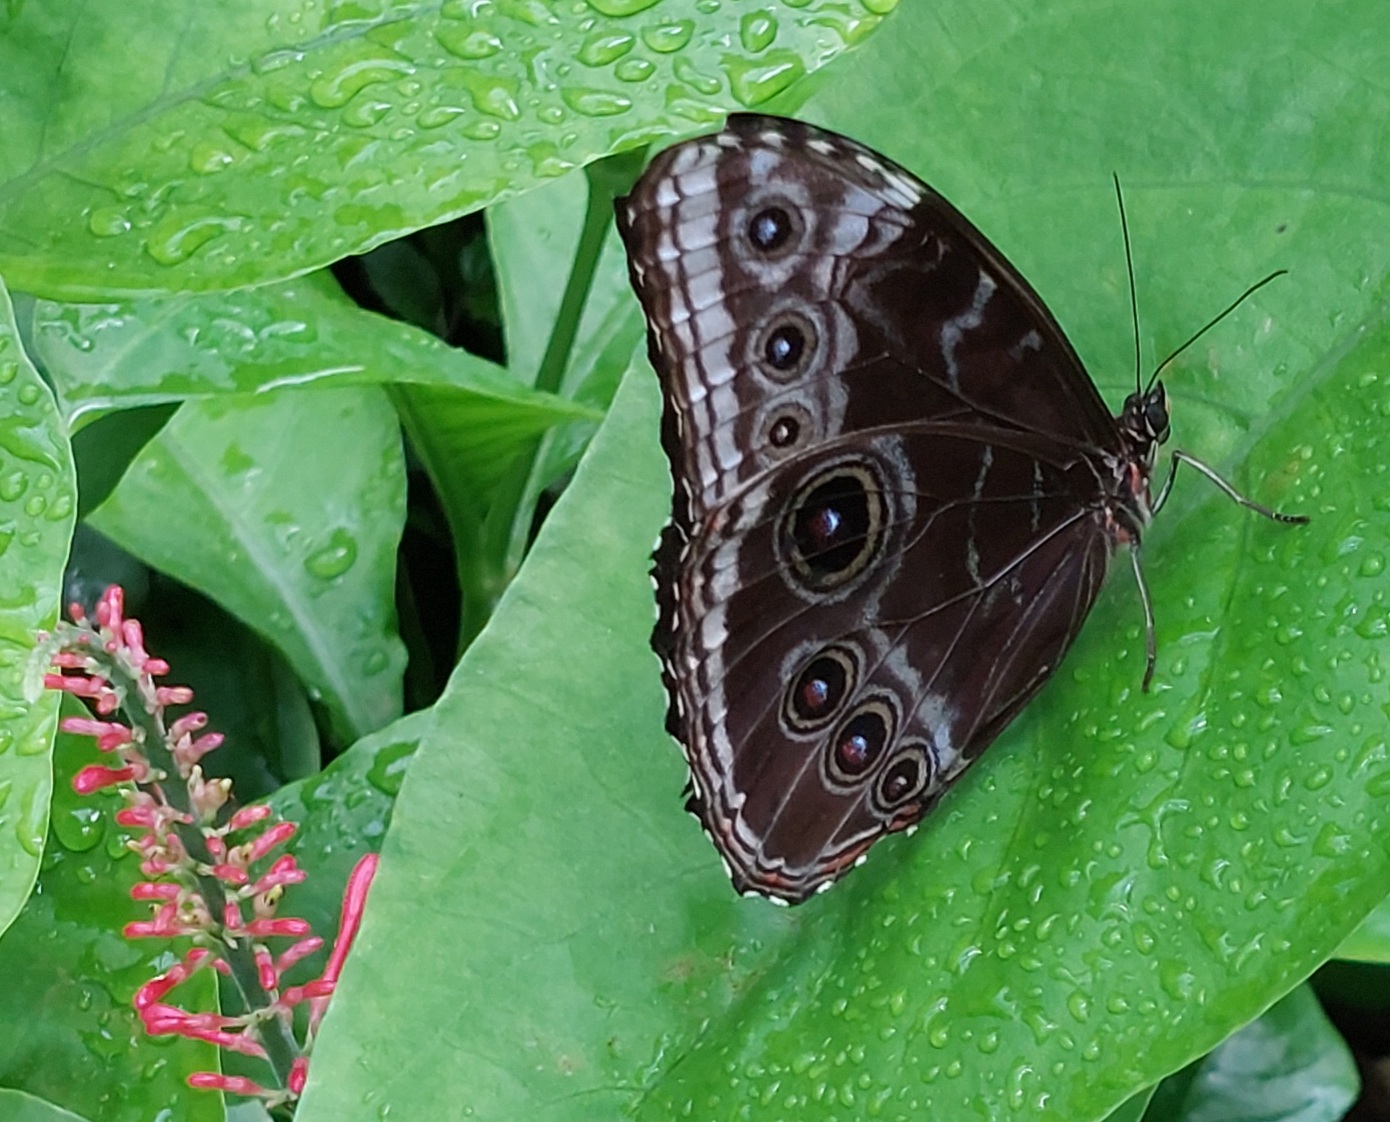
459;149;647;652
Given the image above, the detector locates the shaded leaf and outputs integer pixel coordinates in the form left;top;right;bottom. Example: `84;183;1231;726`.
1142;986;1358;1122
1335;894;1390;964
88;387;407;744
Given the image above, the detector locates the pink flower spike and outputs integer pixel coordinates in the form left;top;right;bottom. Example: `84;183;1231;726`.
188;1072;271;1097
248;821;298;863
73;764;135;795
243;917;312;938
289;1056;309;1095
228;804;273;831
130;882;181;901
154;685;194;706
169;711;209;740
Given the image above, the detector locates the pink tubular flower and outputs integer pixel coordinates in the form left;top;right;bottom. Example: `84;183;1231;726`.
229;804;273;831
73;764;136;795
188;1072;271;1096
60;717;133;751
247;821;298;863
310;853;379;1033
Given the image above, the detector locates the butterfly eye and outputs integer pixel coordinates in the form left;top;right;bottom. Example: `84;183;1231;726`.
785;645;857;731
825;698;896;788
1143;387;1171;443
781;461;887;592
873;744;933;812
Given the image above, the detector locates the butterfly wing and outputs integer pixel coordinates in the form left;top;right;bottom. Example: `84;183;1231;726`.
617;114;1125;902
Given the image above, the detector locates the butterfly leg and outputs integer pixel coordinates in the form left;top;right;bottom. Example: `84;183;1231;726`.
1129;546;1158;692
1153;450;1309;524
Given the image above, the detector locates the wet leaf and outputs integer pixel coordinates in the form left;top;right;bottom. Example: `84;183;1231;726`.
299;2;1390;1118
0;704;221;1122
0;0;889;298
0;276;75;935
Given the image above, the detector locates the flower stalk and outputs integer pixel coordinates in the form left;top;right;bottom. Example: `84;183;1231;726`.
38;586;377;1112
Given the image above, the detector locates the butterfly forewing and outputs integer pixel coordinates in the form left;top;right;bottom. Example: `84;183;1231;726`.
617;114;1146;904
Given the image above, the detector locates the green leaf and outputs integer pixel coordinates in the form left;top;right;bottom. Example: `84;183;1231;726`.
26;272;594;432
299;0;1390;1113
0;702;222;1122
1106;1087;1158;1122
1335;893;1390;964
1142;986;1358;1122
0;275;75;935
0;1089;96;1122
0;0;891;298
88;387;408;744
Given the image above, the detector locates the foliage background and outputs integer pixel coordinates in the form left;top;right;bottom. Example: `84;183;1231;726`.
0;0;1387;1120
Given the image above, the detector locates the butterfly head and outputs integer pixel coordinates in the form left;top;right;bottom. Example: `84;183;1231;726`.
1121;381;1171;455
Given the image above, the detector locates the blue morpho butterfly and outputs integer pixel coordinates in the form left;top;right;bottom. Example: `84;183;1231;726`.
614;114;1306;904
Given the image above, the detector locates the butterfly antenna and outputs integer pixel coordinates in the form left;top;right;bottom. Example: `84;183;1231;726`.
1146;270;1288;392
1113;175;1143;397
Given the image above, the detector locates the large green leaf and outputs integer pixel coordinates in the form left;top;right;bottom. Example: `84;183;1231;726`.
299;1;1390;1118
88;387;408;744
0;0;892;298
0;276;75;935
